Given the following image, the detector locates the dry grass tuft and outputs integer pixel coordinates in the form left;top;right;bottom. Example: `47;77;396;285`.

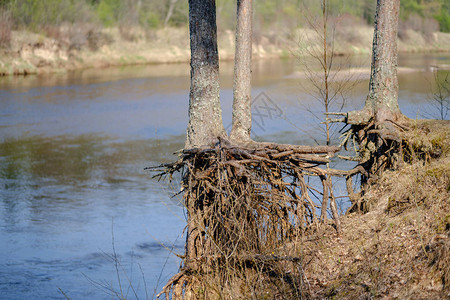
401;119;450;161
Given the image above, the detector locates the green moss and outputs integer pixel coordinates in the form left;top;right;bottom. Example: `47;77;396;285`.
435;214;450;233
426;167;443;178
388;222;395;231
431;135;445;148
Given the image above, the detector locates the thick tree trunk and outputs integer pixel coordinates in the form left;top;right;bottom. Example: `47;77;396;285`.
230;0;253;143
348;0;402;125
367;0;401;121
184;2;227;294
185;0;226;149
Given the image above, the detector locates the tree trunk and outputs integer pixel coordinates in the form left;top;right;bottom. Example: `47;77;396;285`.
185;1;226;292
348;0;402;125
185;0;226;149
230;0;253;143
322;0;330;145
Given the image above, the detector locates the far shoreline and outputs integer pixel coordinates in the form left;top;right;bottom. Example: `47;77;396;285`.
1;26;450;77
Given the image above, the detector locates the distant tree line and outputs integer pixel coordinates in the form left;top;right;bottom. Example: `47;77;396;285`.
0;0;187;30
0;0;449;33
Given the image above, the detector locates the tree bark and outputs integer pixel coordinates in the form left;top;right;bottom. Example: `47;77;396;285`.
348;0;402;125
185;0;226;149
230;0;253;143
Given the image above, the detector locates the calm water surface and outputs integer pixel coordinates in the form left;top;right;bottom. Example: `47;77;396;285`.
0;53;449;299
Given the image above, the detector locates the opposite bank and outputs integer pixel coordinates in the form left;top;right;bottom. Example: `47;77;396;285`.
1;25;450;76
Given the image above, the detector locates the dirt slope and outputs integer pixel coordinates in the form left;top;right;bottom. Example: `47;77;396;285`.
300;120;449;299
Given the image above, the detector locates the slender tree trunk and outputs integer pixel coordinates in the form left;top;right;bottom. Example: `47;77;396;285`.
185;0;226;149
230;0;253;143
348;0;402;124
322;0;330;145
164;0;178;27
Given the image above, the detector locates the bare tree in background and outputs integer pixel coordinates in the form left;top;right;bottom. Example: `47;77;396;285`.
297;0;360;146
321;0;331;145
164;0;179;27
425;71;450;120
230;0;253;143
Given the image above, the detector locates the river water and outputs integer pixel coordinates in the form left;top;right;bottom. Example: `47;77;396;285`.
0;53;449;299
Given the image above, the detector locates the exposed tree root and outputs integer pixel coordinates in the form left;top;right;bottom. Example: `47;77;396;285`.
149;140;341;299
328;109;449;213
150;120;448;298
302;134;450;299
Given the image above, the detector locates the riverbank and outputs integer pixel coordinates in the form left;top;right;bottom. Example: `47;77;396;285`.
1;25;450;76
300;119;450;299
174;119;449;299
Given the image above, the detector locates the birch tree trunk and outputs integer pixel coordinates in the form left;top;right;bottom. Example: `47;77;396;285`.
230;0;253;143
348;0;402;125
185;0;226;149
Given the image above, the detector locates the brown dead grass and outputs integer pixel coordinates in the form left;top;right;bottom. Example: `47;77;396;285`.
293;119;450;299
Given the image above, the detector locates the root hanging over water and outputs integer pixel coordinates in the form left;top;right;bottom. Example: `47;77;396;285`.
150;141;341;299
330;114;450;213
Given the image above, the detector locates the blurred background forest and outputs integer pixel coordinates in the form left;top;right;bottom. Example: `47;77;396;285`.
0;0;449;46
